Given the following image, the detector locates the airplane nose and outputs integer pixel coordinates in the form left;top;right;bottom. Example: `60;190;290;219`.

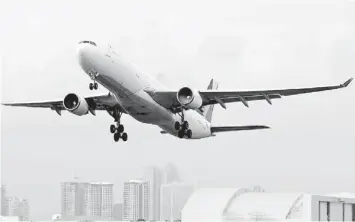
76;43;90;68
77;41;97;65
77;43;86;59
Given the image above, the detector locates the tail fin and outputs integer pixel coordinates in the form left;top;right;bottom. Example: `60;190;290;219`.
203;79;219;122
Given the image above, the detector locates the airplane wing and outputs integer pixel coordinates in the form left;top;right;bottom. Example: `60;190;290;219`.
146;78;353;112
160;125;270;134
211;125;270;133
2;93;126;115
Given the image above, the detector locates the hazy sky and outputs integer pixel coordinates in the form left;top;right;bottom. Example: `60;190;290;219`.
1;0;355;220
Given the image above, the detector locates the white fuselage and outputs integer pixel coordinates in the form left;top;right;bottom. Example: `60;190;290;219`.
76;42;212;139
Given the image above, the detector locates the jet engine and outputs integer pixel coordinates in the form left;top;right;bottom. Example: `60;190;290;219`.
63;93;89;116
176;87;203;109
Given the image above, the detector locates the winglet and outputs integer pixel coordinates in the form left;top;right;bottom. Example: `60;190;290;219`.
341;77;353;87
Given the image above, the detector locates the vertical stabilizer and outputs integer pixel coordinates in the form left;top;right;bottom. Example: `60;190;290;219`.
203;79;219;122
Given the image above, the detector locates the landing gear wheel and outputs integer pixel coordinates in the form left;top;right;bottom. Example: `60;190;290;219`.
110;106;128;142
118;124;124;133
94;82;98;90
174;122;181;130
183;121;189;129
89;83;94;90
178;130;185;138
110;125;116;133
114;133;120;142
121;132;128;141
186;129;192;138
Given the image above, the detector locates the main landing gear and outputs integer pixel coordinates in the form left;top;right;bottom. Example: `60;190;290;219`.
110;107;128;142
174;109;192;139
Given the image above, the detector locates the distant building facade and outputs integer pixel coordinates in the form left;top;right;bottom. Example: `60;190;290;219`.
113;202;123;220
89;182;113;219
61;181;90;217
17;198;29;221
123;180;149;221
4;197;29;221
142;166;163;221
1;185;8;216
160;182;194;221
61;181;113;220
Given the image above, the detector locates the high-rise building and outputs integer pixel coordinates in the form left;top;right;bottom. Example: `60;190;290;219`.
123;180;149;221
61;182;90;217
160;182;194;221
5;197;29;221
61;181;113;220
142;166;163;221
17;199;29;221
1;185;8;216
89;182;113;219
113;202;123;221
6;197;19;217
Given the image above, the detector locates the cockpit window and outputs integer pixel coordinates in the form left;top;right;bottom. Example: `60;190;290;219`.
79;41;97;46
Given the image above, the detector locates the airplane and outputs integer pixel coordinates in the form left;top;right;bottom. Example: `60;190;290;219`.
2;40;353;142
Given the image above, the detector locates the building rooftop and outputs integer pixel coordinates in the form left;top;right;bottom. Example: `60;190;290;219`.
89;181;114;185
182;188;355;222
127;179;146;183
61;181;113;185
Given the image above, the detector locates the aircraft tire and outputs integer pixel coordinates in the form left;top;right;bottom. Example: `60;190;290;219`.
110;125;116;133
183;121;189;129
174;122;180;130
121;132;128;141
114;133;120;142
118;124;124;133
186;129;192;138
178;130;184;138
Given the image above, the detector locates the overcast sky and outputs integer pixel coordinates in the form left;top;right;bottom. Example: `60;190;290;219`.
1;0;355;220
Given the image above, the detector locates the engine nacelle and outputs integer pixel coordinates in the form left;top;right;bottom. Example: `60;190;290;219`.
177;87;203;109
63;93;89;116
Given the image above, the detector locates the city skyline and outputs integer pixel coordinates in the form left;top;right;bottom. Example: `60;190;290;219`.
1;162;194;221
2;0;355;221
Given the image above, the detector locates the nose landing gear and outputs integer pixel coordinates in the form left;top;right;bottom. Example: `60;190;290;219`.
89;82;98;90
89;70;99;90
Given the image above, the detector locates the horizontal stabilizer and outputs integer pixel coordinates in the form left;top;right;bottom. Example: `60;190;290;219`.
211;125;270;133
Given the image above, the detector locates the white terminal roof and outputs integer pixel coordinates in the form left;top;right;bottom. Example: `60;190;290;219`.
182;188;305;222
326;192;355;198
